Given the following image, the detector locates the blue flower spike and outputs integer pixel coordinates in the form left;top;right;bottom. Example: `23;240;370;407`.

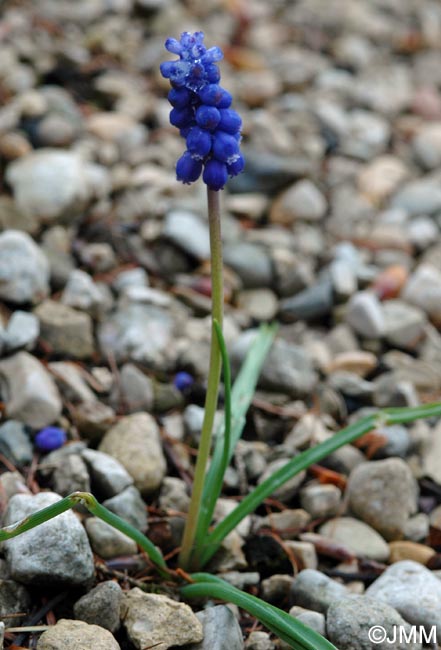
35;426;67;452
161;31;244;191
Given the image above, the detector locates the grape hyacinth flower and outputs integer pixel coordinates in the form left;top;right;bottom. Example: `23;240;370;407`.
174;371;194;392
35;426;67;452
160;31;244;191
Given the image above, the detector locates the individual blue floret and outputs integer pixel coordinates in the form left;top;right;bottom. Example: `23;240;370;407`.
227;153;245;177
161;31;244;191
187;127;212;159
174;371;195;392
195;105;221;131
218;108;242;134
35;426;67;452
203;159;228;191
212;131;241;164
176;151;203;183
198;84;232;108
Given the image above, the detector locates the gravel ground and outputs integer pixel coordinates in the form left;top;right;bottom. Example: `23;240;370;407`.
1;0;441;648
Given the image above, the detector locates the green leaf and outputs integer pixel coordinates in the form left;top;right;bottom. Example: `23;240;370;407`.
198;402;441;567
183;573;337;650
193;324;276;558
0;491;168;577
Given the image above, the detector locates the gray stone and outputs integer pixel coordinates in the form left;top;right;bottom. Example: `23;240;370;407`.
85;517;137;558
330;260;357;301
342;110;390;160
74;580;123;633
366;561;441;642
49;361;97;403
39;442;87;479
187;605;244;650
122;588;203;650
37;619;120;650
0;578;31;624
36;113;76;147
103;486;148;531
163;210;210;260
112;267;149;294
0;230;49;304
237;289;278;321
4;492;94;586
421;420;441;484
52;454;91;496
372;424;410;459
413;124;441;170
81;448;133;498
403;513;430;543
407;216;439;250
99;412;166;495
257;509;311;540
382;300;427;349
223;242;273;288
290;569;348;614
220;572;260;590
40;225;75;289
279;281;333;322
79;242;116;273
0;470;30;500
231;332;317;398
0;420;33;466
229;149;314;194
34;299;94;359
391;180;441;216
270;179;327;224
0;352;62;428
159;476;190;513
346;291;385;338
347;459;418;540
288;606;325;636
319;517;390;562
328;371;374;400
3;311;39;352
284;540;317;570
115;363;154;412
112;267;149;293
327;595;422;650
402;264;441;320
300;483;342;519
0;195;37;234
373;375;419;408
62;269;112;319
245;631;275;650
98;302;176;369
72;400;116;443
272;249;313;298
6;149;110;223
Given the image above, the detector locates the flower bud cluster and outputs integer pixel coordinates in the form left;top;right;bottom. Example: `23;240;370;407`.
160;32;244;191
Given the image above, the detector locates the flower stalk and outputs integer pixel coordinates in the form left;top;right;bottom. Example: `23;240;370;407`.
179;188;224;569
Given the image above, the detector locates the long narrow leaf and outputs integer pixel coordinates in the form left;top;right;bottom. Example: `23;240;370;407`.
198;402;441;567
183;573;337;650
213;319;232;485
193;324;276;556
0;491;168;576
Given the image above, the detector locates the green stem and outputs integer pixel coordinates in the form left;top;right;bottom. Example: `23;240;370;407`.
179;188;224;570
